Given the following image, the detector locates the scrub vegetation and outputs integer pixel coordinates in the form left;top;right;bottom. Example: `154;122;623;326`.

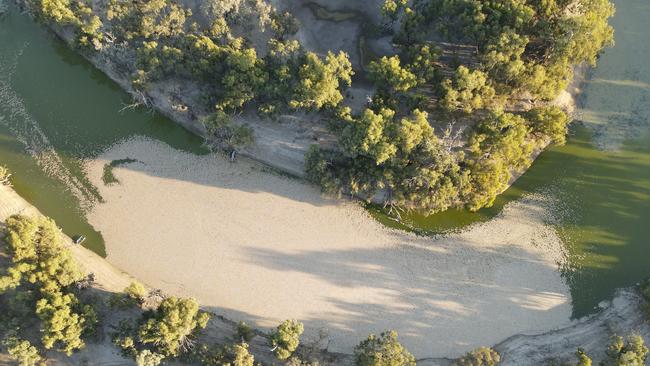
307;0;615;214
0;165;11;186
21;0;615;214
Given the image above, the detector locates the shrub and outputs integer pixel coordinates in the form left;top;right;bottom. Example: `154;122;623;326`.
574;348;592;366
1;215;93;355
125;281;147;303
138;297;211;356
269;319;304;360
453;347;500;366
603;334;648;366
526;106;570;145
135;350;165;366
2;336;43;366
0;165;11;186
236;321;255;342
354;330;416;366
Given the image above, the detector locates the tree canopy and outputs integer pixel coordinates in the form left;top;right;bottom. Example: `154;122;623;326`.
353;330;416;366
138;296;211;357
269;319;304;360
0;215;94;355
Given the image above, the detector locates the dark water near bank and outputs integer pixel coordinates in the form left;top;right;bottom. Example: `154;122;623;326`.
0;0;648;318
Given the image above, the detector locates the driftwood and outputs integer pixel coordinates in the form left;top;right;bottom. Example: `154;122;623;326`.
119;89;152;113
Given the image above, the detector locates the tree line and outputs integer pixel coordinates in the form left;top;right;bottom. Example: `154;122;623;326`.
306;0;615;214
23;0;614;214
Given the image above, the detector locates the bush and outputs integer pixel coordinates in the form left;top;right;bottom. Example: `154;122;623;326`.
135;350;165;366
574;348;592;366
236;321;255;342
453;347;500;366
0;165;11;186
269;319;304;360
138;297;211;356
191;341;254;366
526;106;570;145
124;281;147;303
440;66;496;113
1;215;93;355
603;334;648;366
354;330;416;366
2;336;43;366
202;112;255;149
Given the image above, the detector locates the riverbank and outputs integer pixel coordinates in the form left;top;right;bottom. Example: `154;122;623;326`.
0;183;337;366
85;136;572;358
2;181;649;364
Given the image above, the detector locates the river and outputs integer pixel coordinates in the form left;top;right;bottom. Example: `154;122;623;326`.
0;0;648;319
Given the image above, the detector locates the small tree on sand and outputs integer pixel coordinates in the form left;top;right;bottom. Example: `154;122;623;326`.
269;319;304;360
138;297;211;356
354;330;416;366
453;347;500;366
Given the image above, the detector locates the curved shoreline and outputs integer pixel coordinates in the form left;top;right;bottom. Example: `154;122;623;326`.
85;136;571;358
2;182;648;365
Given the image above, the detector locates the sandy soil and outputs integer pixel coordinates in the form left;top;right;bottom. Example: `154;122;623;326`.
85;136;571;358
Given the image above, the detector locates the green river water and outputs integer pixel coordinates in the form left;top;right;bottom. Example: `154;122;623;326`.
0;0;648;317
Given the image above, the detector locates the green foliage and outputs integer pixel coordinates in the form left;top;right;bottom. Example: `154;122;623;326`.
236;321;255;342
138;296;211;357
2;336;44;366
271;11;300;38
1;215;83;293
312;0;613;214
286;357;321;366
440;66;496;113
415;0;614;101
381;0;407;24
125;281;147;303
453;347;500;366
106;0;190;40
225;342;255;366
405;43;440;84
340;108;399;165
192;341;255;366
216;39;267;112
480;29;528;89
202;112;255;149
269;319;304;360
353;330;416;366
368;56;418;93
290;51;353;111
27;0;104;50
308;108;469;214
603;335;648;366
0;165;11;186
0;215;94;355
465;112;534;210
575;348;592;366
35;292;88;355
526;106;570;145
135;349;165;366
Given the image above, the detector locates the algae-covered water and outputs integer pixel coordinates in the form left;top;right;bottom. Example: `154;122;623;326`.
0;0;648;318
0;3;207;256
371;0;650;316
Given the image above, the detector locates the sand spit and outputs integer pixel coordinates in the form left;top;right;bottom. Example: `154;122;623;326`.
86;136;571;358
0;183;328;366
2;183;647;365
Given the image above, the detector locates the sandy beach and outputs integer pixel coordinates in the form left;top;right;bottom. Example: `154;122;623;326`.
83;136;572;358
